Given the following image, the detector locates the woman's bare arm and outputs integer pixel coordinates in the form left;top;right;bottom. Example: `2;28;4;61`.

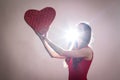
43;36;92;58
39;35;65;59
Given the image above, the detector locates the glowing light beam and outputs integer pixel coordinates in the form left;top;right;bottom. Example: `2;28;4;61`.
64;28;83;43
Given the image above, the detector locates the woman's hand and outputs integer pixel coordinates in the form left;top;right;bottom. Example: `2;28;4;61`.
37;32;48;40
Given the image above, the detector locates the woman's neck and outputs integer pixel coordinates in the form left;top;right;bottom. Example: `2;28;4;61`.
79;41;88;49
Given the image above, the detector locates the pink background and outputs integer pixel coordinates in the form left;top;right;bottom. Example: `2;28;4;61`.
0;0;120;80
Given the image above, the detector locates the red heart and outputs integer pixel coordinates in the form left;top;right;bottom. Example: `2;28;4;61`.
24;7;56;35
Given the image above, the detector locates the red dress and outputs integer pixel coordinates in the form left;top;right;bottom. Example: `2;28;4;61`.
66;52;93;80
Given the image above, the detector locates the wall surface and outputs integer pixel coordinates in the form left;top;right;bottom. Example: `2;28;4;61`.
0;0;120;80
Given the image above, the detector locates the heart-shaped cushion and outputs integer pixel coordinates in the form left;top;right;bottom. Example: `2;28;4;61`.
24;7;56;35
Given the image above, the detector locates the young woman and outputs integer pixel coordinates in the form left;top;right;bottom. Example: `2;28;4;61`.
39;22;93;80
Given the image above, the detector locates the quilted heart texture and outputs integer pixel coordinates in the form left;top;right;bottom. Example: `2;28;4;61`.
24;7;56;35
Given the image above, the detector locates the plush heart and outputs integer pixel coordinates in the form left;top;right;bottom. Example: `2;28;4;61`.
24;7;56;35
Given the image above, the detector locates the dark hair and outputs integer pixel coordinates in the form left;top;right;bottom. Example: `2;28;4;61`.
78;23;91;45
72;23;92;69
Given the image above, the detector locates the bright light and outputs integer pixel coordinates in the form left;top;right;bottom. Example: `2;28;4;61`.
64;28;83;43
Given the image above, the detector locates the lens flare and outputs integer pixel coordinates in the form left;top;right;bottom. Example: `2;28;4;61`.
64;28;83;43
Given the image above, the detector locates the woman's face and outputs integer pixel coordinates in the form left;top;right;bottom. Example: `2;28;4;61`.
76;24;88;47
77;24;86;40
